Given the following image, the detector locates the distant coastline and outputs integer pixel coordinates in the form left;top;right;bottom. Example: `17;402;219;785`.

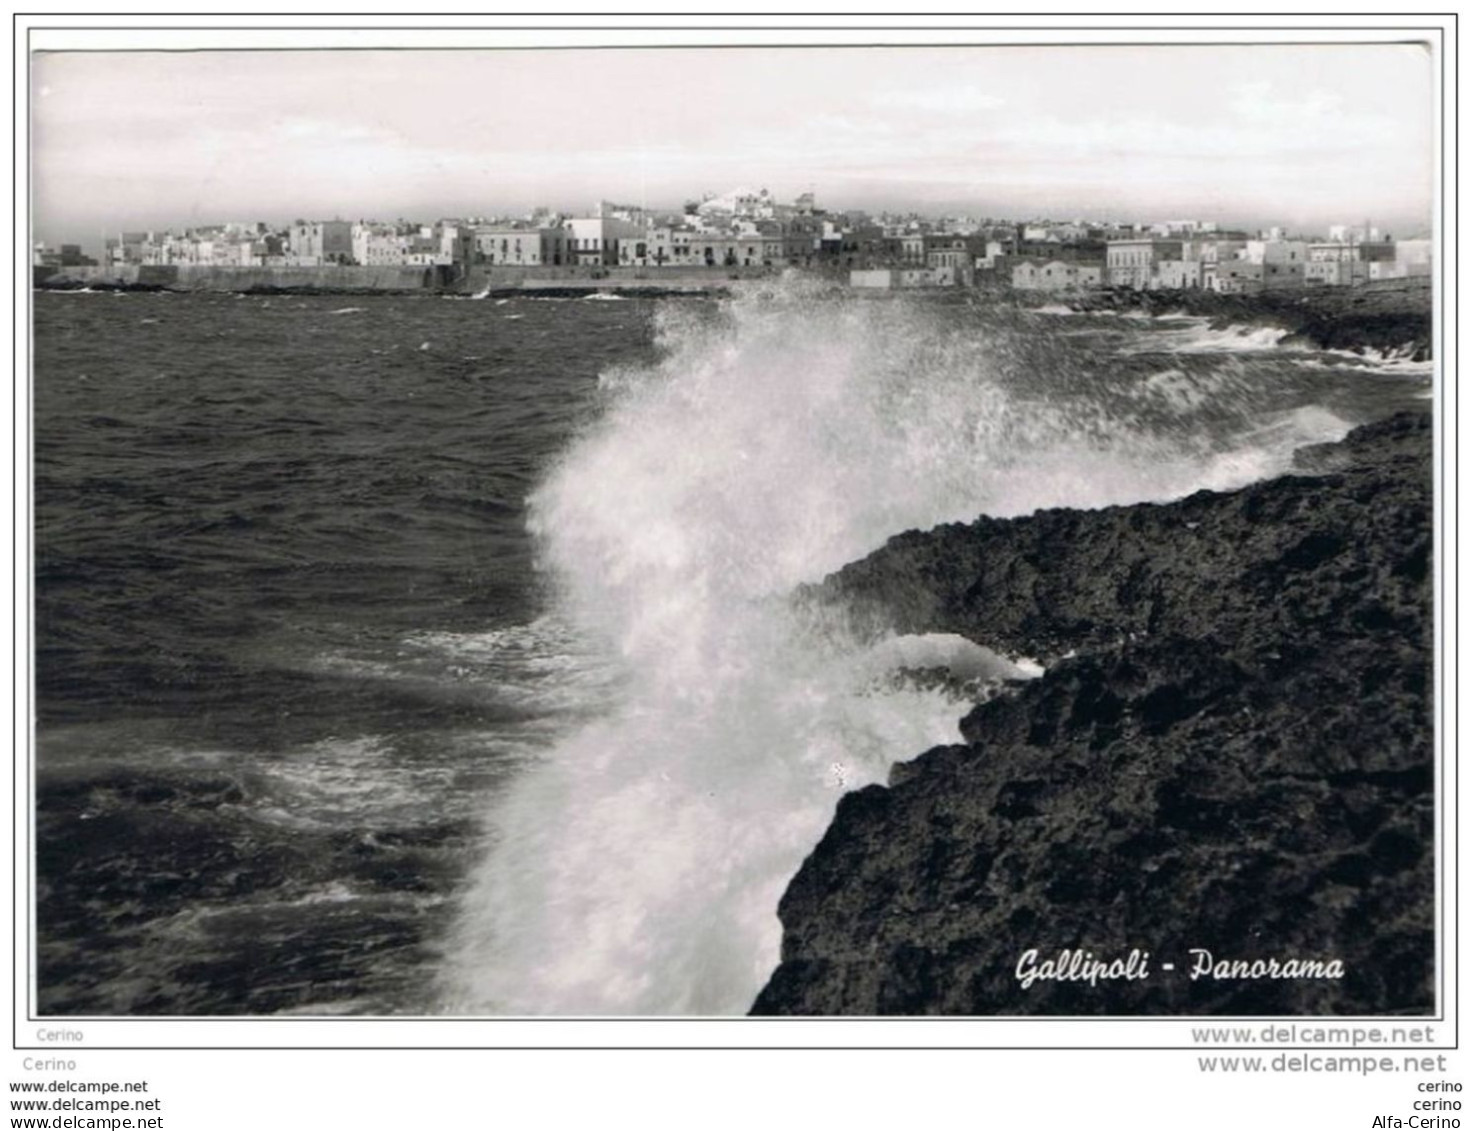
34;264;1432;361
1056;279;1433;360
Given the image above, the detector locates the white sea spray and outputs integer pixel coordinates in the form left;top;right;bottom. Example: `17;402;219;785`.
440;277;1354;1015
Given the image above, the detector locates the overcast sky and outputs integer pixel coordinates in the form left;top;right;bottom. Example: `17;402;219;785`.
31;43;1435;246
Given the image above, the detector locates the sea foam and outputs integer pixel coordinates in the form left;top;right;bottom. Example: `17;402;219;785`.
440;277;1350;1015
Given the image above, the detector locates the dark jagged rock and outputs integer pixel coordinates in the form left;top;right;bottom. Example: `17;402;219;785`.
754;412;1433;1015
1064;286;1432;360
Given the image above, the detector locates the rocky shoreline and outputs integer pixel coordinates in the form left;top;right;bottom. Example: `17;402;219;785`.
753;412;1434;1015
1063;283;1433;360
35;271;1434;365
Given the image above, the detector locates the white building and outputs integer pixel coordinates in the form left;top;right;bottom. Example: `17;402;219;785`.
566;216;644;267
352;223;408;266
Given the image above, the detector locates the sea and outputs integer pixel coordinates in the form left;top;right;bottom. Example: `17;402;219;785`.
32;278;1433;1016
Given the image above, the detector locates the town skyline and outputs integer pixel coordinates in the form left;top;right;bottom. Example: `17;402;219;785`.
36;186;1431;302
35;192;1436;264
31;42;1434;251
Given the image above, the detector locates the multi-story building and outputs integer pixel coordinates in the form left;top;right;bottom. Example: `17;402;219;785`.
566;216;643;267
1106;239;1181;289
897;232;925;264
925;235;972;282
435;222;476;271
352;223;409;266
402;231;447;267
678;233;781;268
1306;259;1367;286
619;226;679;267
477;226;571;266
686;233;733;268
1106;239;1151;288
667;227;696;266
289;220;353;265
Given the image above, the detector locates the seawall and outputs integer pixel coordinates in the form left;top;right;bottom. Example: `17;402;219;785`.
33;262;780;296
34;263;454;294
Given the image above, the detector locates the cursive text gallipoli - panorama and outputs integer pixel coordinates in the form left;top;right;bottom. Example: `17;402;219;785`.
1015;948;1345;989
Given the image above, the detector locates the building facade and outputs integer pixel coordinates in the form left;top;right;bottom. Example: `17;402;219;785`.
289;220;353;266
477;226;570;266
1012;259;1104;292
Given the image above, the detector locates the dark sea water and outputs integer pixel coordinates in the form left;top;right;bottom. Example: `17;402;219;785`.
35;291;655;1014
32;283;1432;1015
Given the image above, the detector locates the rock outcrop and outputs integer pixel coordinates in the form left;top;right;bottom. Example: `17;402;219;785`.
753;412;1433;1015
1065;286;1433;360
